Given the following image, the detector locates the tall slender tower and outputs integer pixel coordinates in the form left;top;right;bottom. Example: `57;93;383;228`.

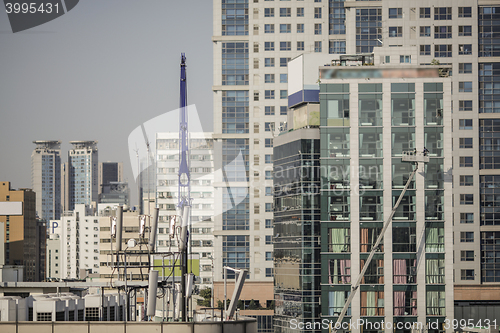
67;141;98;211
31;141;62;221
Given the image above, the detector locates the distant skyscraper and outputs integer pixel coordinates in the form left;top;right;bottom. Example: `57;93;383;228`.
66;141;98;211
98;162;123;194
31;141;61;220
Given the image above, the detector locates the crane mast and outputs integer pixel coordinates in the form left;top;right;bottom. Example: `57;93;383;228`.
177;53;191;322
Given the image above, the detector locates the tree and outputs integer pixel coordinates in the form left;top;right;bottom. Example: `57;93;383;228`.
237;299;244;310
248;299;258;310
200;288;211;300
268;300;275;310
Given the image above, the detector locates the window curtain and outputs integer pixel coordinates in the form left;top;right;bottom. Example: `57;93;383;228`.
361;291;384;316
426;228;443;252
426;259;444;283
329;259;338;284
412;291;417;315
340;259;351;284
394;291;405;316
426;291;445;315
393;259;407;284
330;229;348;252
329;291;350;316
360;228;369;252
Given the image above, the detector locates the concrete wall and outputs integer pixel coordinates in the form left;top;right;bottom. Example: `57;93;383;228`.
0;319;257;333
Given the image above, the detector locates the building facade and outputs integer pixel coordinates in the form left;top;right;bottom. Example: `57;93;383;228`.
66;141;98;212
156;132;215;290
0;182;38;281
31;141;61;221
57;204;100;279
273;124;321;332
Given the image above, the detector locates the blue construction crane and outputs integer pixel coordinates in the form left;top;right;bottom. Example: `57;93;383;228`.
177;53;191;322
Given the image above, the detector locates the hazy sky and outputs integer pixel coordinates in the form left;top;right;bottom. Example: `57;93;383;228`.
0;0;214;205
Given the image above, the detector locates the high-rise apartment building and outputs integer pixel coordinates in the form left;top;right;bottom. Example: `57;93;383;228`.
0;182;38;281
214;0;500;325
31;141;61;221
65;141;98;211
57;204;99;279
156;132;215;290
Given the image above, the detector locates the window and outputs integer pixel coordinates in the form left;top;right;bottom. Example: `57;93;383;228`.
314;41;322;52
459;119;473;129
420;7;430;18
459;26;472;36
434;26;452;39
264;58;274;67
434;44;452;57
265;122;273;131
297;24;304;33
461;232;474;242
399;55;411;63
265;106;275;115
459;44;472;55
265;155;273;164
314;7;322;18
264;74;274;83
461;251;474;262
264;24;274;33
297;41;304;51
458;7;472;18
254;42;259;53
280;74;287;83
254;59;259;69
459;63;472;74
280;7;291;17
265;235;272;244
389;26;402;37
460;156;473;167
280;41;291;51
280;90;287;99
460;194;474;205
280;57;290;67
265;171;272;180
254;91;259;101
265;138;273;148
434;7;451;20
265;252;272;261
460;213;474;224
265;187;272;196
265;268;273;277
420;45;431;55
264;41;274;51
459;81;473;92
297;7;304;17
330;40;346;54
265;90;275;99
264;8;274;17
459;138;473;148
280;106;287;115
461;269;474;280
280;24;291;33
420;26;430;37
389;8;402;19
314;23;322;35
460;175;473;186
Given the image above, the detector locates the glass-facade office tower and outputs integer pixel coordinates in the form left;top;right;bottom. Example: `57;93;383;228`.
31;140;61;221
318;63;453;331
67;141;98;211
273;124;321;333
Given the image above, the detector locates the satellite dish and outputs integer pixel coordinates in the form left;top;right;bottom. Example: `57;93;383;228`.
127;239;137;248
